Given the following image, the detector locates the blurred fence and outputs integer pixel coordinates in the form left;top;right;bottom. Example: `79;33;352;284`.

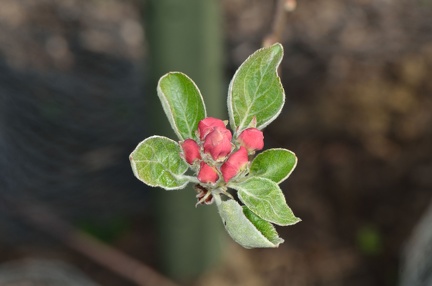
0;56;148;242
0;0;149;244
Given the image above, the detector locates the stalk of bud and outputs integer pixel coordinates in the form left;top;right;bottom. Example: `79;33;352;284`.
180;139;201;164
237;128;264;152
221;147;249;182
203;127;233;161
198;162;219;183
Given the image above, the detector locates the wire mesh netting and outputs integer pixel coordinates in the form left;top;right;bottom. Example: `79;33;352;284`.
0;0;149;244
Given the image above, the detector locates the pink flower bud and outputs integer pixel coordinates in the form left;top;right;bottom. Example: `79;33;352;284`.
198;162;219;183
180;139;201;164
198;117;226;140
221;147;249;182
237;128;264;151
203;127;233;160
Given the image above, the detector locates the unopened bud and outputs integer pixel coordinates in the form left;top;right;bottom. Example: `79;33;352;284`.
198;117;227;140
237;128;264;152
221;147;249;183
197;162;219;183
180;139;201;164
203;127;233;160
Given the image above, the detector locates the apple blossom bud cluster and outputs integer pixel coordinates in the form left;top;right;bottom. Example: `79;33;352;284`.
129;44;301;248
180;117;264;205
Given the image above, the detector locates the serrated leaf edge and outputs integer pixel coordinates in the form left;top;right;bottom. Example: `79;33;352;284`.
157;72;207;140
250;148;298;184
216;199;283;248
242;206;284;246
129;135;189;190
231;177;301;226
227;43;285;133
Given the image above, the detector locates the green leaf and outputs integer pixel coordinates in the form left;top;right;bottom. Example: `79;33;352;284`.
130;136;189;190
157;72;206;140
228;43;285;133
217;199;284;248
230;177;300;226
242;206;283;246
250;148;297;183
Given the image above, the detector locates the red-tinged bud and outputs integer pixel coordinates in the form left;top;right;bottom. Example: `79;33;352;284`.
198;117;227;140
221;147;249;183
237;128;264;152
180;139;201;165
198;162;219;183
180;139;201;164
203;127;233;160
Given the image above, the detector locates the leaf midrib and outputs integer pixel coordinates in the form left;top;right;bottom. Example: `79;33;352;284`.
237;50;278;130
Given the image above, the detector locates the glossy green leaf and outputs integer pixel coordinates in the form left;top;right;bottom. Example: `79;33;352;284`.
230;177;300;226
130;136;188;190
250;148;297;183
228;43;285;133
157;72;206;140
217;199;284;248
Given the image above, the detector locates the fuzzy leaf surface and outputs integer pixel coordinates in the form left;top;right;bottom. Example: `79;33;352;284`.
228;43;285;133
130;136;188;190
250;148;297;183
231;177;300;226
217;199;284;248
157;72;206;140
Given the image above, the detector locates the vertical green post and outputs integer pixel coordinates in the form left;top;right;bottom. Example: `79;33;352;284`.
143;0;225;282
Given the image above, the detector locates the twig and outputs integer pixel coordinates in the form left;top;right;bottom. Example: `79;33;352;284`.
263;0;297;47
3;197;178;286
285;0;297;12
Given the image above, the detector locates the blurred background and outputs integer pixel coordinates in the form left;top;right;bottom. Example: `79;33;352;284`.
1;0;432;285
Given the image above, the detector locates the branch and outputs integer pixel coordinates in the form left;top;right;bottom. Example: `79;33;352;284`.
3;197;178;286
263;0;297;47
